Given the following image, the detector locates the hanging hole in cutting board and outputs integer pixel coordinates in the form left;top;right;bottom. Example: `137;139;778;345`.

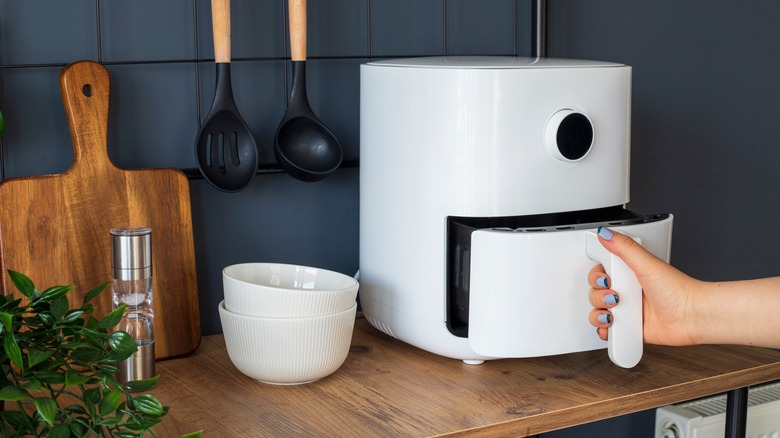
82;84;93;97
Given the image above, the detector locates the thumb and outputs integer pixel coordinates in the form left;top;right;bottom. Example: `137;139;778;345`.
596;226;667;277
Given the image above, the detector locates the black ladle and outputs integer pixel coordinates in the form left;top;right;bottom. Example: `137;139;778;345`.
274;0;342;182
195;0;259;192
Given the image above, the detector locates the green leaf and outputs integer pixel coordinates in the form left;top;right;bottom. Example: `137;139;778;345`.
50;296;69;318
98;364;119;375
83;281;110;305
49;424;71;438
1;410;29;429
0;312;9;333
63;310;86;323
105;350;135;364
38;313;56;326
7;270;35;298
0;385;28;401
83;395;96;418
85;315;99;331
70;347;104;364
131;394;165;416
64;405;86;415
179;431;204;438
39;285;73;302
3;332;23;371
28;349;54;368
84;387;101;404
98;414;122;426
60;341;90;351
35;370;66;384
65;369;91;387
34;397;58;426
125;415;164;431
0;312;12;333
98;305;127;329
108;331;138;356
124;375;159;392
19;378;41;392
83;329;107;349
68;422;85;437
98;388;122;417
0;297;22;313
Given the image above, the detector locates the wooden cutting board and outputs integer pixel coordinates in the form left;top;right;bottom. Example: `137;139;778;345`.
0;61;201;359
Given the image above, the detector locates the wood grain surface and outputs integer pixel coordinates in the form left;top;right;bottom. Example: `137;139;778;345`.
211;0;231;63
289;0;307;61
149;317;780;437
0;61;200;359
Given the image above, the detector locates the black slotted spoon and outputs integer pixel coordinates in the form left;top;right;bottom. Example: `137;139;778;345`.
195;0;259;192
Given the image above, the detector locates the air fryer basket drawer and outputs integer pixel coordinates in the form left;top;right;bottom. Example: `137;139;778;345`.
446;206;671;339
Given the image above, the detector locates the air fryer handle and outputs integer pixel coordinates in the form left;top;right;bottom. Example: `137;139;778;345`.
585;231;643;368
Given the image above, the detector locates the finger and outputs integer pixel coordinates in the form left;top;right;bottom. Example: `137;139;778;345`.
596;226;667;277
589;288;620;309
589;309;613;328
587;264;607;288
596;327;609;341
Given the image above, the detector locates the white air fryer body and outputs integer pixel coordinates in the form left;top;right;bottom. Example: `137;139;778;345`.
359;57;673;363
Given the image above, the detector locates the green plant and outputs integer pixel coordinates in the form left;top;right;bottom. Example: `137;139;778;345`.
0;270;193;437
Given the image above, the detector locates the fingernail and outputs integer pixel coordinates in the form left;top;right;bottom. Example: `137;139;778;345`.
596;277;610;288
604;294;619;306
598;226;614;240
597;313;612;324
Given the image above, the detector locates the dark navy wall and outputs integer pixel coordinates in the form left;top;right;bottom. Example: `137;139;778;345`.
0;0;532;335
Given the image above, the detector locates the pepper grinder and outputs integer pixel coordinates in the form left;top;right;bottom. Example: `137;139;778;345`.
110;227;155;384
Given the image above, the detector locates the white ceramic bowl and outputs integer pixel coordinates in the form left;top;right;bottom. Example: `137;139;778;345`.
218;300;356;385
222;263;359;317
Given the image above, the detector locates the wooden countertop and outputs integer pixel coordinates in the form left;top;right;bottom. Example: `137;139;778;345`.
150;317;780;437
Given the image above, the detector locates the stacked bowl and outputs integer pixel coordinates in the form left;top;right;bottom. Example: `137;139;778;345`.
218;263;359;385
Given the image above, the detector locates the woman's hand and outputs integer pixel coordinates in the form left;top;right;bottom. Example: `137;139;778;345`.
587;227;697;346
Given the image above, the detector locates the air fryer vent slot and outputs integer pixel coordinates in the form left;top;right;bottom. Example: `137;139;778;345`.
486;215;666;234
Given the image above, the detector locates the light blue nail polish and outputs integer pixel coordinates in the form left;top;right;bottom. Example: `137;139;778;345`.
604;294;619;306
598;226;614;240
597;313;611;324
596;277;609;288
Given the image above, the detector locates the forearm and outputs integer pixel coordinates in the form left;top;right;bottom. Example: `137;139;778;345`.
689;277;780;348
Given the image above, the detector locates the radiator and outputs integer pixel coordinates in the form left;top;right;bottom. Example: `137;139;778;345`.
655;382;780;438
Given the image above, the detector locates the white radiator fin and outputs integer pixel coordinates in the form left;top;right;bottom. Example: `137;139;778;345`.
681;384;780;417
655;382;780;438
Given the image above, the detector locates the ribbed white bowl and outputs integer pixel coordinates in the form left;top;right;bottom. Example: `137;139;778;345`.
218;300;356;385
222;263;358;317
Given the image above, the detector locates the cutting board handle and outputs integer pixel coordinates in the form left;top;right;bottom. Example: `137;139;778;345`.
60;61;115;174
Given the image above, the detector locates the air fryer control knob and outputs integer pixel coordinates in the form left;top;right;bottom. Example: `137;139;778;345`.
545;109;594;162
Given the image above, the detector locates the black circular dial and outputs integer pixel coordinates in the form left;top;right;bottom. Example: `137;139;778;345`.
556;112;594;161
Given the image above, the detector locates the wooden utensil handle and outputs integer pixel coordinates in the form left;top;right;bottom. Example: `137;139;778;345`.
289;0;306;61
212;0;231;63
59;61;112;170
